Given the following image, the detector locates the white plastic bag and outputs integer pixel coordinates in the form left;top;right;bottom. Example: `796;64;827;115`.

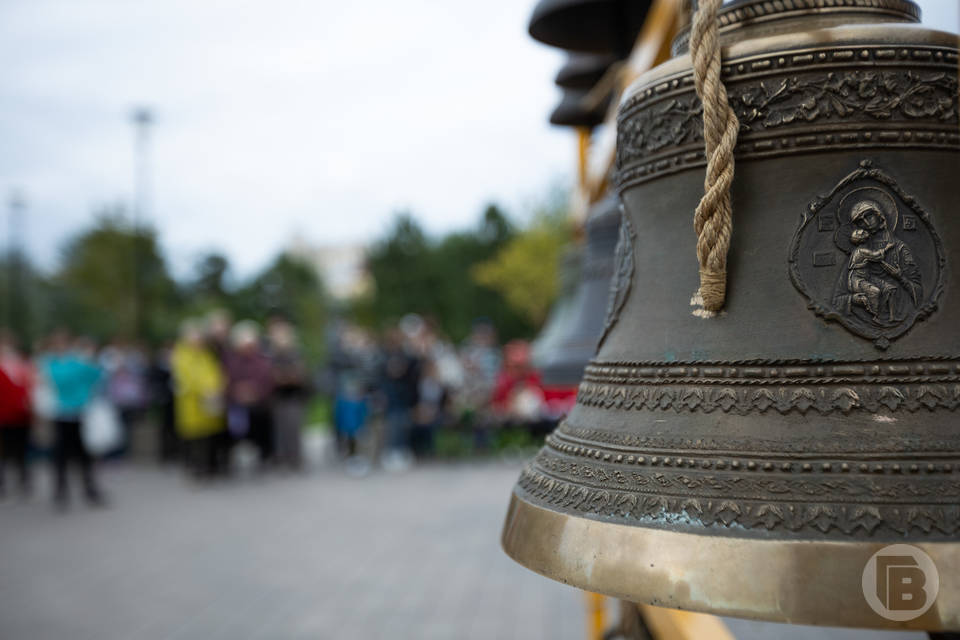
82;397;122;456
31;377;57;420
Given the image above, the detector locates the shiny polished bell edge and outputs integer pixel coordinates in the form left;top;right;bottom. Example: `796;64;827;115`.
504;0;960;630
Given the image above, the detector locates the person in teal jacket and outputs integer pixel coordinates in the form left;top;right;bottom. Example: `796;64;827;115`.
42;331;106;508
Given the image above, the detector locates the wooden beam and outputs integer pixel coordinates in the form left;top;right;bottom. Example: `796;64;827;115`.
639;604;736;640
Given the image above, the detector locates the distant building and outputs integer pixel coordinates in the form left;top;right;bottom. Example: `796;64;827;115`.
286;237;372;301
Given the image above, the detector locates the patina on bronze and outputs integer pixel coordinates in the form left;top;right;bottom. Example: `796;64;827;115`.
504;0;960;630
539;194;623;386
528;0;653;55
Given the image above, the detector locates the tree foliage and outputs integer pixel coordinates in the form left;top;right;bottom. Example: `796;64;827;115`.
1;211;329;362
0;252;45;348
471;221;570;327
231;253;329;361
471;200;572;328
1;191;568;359
54;208;179;343
188;252;231;306
363;204;534;341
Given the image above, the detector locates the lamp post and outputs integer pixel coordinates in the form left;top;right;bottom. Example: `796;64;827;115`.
130;107;153;340
131;107;153;229
6;190;27;345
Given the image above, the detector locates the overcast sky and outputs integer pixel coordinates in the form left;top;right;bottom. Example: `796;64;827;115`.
1;0;956;278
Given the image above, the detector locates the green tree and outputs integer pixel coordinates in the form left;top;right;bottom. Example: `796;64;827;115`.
471;203;572;328
232;253;329;363
0;252;44;349
364;213;438;326
54;207;179;343
180;252;233;317
191;252;231;301
363;204;533;341
430;205;530;340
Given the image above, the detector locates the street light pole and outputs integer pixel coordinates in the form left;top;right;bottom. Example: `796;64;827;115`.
6;190;27;345
130;107;153;340
131;107;153;230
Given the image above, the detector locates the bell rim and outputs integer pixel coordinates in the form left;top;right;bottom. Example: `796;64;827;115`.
501;491;960;630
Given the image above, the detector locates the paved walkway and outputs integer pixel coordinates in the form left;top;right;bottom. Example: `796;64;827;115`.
0;460;931;640
0;460;586;640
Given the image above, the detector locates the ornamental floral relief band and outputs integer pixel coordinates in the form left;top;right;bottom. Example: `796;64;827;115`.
615;45;959;189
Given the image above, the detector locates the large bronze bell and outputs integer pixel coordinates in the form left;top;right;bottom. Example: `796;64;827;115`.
504;0;960;630
539;194;622;386
528;0;654;55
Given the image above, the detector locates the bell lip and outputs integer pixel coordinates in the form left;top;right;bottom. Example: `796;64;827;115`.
617;23;960;116
501;491;960;631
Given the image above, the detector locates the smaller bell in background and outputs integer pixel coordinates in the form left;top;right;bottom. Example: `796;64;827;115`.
548;88;611;128
534;52;621;411
549;52;619;128
538;193;622;387
528;0;654;55
533;52;616;373
555;52;620;90
531;246;582;374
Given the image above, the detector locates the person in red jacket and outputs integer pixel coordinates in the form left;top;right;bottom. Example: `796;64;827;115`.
0;334;33;498
491;340;546;421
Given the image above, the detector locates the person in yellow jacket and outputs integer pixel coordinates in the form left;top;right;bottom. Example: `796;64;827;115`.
171;320;225;478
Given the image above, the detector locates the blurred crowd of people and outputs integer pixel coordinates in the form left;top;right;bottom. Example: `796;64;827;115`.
168;312;311;479
1;330;118;507
0;311;562;500
326;314;560;474
0;311;312;507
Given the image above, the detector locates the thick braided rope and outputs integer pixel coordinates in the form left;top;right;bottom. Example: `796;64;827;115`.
690;0;738;314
